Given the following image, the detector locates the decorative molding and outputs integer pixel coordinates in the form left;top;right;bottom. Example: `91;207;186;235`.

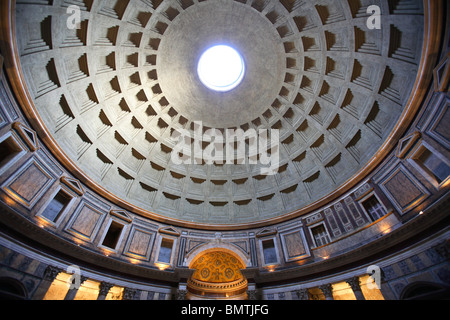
395;131;422;159
43;265;62;281
98;282;114;297
279;228;311;262
122;224;155;260
318;283;333;298
346;276;362;292
11;121;38;152
255;228;277;238
110;210;133;223
433;53;449;92
1;157;56;209
379;165;430;214
60;176;85;197
159;226;181;237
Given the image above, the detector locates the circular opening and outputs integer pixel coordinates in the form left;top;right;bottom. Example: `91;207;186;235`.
197;45;245;92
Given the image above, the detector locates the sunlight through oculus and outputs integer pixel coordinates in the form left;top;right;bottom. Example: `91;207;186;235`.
197;45;245;92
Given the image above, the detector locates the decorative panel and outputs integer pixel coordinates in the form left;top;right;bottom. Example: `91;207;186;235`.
279;228;310;262
305;212;323;226
186;239;207;254
353;182;373;200
1;157;56;209
425;95;450;149
0;104;7;129
344;196;367;227
324;207;342;238
123;225;155;260
379;165;430;214
334;202;354;233
231;241;249;254
190;251;244;283
65;200;106;241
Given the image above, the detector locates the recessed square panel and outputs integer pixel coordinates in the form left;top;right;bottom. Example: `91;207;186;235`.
379;165;430;214
2;157;55;208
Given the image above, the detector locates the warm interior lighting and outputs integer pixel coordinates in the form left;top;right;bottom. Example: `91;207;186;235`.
266;265;276;272
102;249;112;257
73;238;84;246
156;263;170;271
2;194;16;207
197;45;245;92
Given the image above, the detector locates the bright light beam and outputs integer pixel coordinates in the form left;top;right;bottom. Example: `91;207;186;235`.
198;45;245;92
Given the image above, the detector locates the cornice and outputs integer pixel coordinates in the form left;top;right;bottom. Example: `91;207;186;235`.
1;193;448;288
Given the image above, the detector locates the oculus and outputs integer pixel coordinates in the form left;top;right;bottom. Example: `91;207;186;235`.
197;45;245;92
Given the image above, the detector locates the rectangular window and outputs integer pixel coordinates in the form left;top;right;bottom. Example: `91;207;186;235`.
41;190;72;222
157;238;174;264
416;148;450;184
262;239;277;265
362;195;386;221
0;135;23;169
311;224;330;247
102;221;124;250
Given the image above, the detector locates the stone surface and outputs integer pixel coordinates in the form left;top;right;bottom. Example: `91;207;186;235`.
14;0;425;225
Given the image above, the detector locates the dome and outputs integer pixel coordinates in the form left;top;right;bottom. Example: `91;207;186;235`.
13;0;424;228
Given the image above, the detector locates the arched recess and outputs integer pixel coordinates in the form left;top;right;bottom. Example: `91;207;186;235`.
0;277;28;300
184;242;251;268
400;281;450;300
186;248;249;300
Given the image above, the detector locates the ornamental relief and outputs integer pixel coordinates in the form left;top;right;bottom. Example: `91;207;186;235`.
190;251;244;283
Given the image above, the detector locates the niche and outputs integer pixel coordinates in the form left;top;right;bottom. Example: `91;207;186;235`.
101;221;125;250
0;134;24;171
261;239;278;265
157;238;174;264
40;189;73;223
412;145;450;187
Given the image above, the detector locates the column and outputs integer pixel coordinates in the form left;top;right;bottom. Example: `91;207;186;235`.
346;276;366;300
318;284;334;300
64;276;88;300
294;288;310;300
122;287;137;300
97;282;114;300
247;282;258;300
176;289;187;300
32;265;62;300
176;281;188;300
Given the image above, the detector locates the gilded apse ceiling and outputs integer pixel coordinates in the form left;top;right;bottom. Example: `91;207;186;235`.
190;251;245;283
14;0;425;227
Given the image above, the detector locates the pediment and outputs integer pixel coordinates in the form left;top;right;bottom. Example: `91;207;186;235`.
159;226;181;236
60;176;85;196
